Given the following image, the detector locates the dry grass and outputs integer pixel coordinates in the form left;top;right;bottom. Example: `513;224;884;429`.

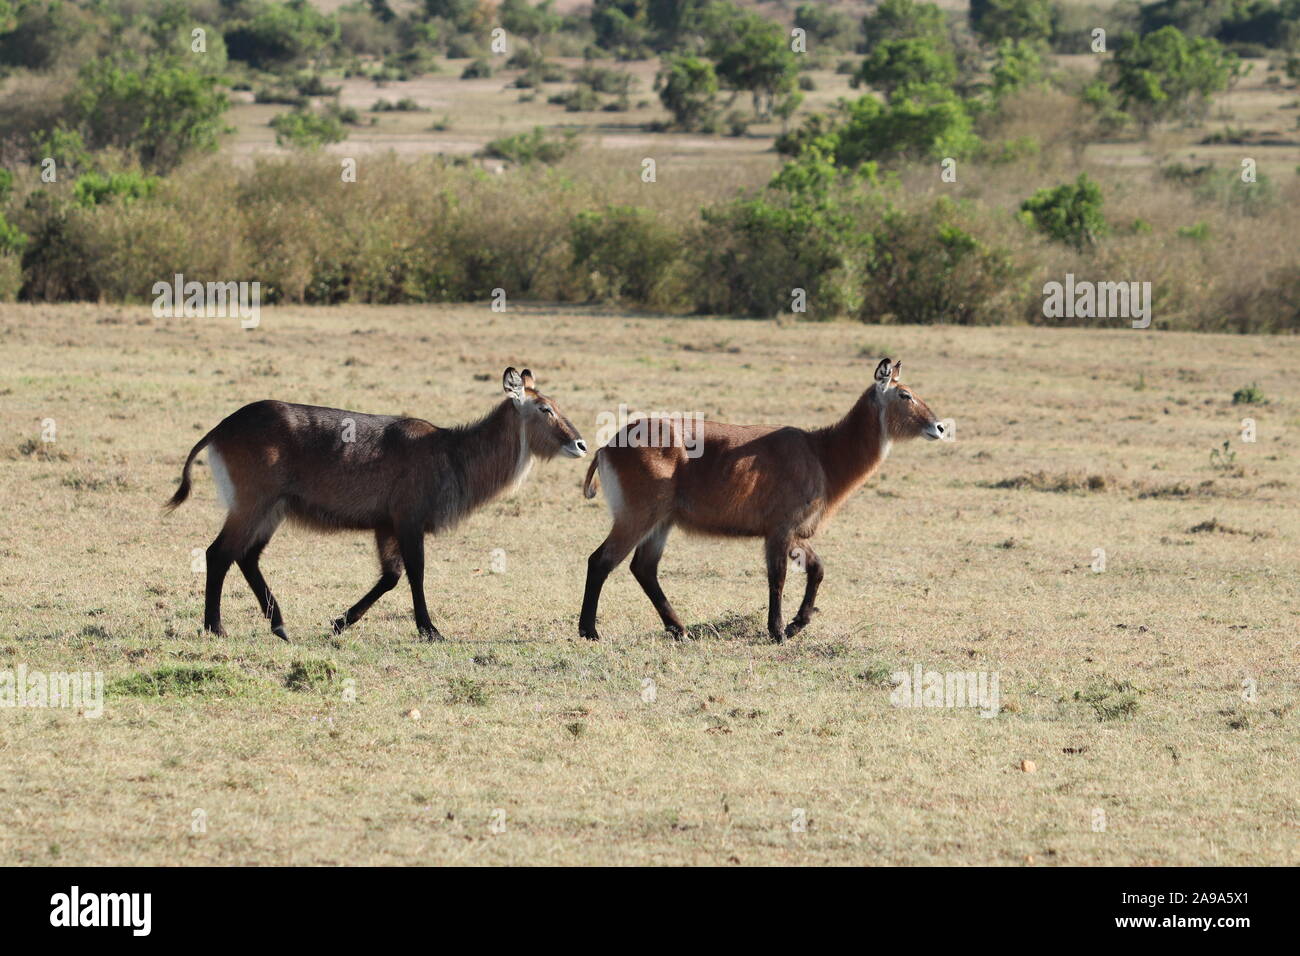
0;305;1297;865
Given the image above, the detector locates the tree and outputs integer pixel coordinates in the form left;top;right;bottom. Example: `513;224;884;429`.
500;0;560;50
969;0;1053;46
591;0;649;53
655;54;718;129
861;0;948;57
793;2;853;50
1103;26;1240;130
63;57;230;173
224;0;340;70
854;37;957;97
708;12;798;118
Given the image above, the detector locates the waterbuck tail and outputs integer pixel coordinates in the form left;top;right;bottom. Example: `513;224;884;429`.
582;452;601;500
164;430;216;512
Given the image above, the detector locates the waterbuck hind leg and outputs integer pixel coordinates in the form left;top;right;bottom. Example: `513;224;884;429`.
784;541;824;640
398;527;442;641
332;528;404;634
629;523;685;639
579;520;652;641
764;536;790;643
237;538;287;641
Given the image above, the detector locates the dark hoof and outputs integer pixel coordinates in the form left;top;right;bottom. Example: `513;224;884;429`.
579;626;600;641
331;617;348;635
768;630;785;644
418;627;444;642
272;625;289;642
665;623;685;641
203;623;227;638
784;618;810;640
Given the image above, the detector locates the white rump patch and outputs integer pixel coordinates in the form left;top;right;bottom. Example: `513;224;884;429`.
208;448;236;510
597;455;625;518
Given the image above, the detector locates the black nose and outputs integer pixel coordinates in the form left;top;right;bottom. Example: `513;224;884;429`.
934;422;945;434
575;440;587;453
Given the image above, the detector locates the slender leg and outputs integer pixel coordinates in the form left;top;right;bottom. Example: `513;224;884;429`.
398;526;440;640
579;521;651;641
764;535;790;643
784;541;824;640
629;523;684;638
237;537;288;640
332;528;403;634
204;532;235;637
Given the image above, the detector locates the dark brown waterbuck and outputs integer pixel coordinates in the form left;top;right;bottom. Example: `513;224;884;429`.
579;358;945;643
166;368;586;641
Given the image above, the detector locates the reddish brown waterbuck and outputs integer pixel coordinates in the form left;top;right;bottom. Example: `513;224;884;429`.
166;368;586;641
579;358;945;643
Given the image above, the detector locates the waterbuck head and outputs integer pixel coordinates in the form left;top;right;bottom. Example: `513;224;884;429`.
503;367;587;459
873;358;946;441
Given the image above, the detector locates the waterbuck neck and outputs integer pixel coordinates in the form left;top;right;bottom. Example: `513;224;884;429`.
448;399;532;512
816;388;889;511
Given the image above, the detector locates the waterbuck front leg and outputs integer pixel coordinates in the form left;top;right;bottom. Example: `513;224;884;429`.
764;535;790;643
332;527;403;635
784;541;823;640
579;519;649;641
203;530;235;637
629;522;685;639
398;526;442;641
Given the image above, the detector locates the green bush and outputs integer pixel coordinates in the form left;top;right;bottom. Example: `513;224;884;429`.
858;199;1018;324
270;107;348;148
832;85;980;166
569;205;681;305
72;171;160;208
481;126;578;164
1019;173;1108;249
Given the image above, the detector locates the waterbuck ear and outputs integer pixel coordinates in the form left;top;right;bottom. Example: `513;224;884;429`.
520;368;535;390
873;358;894;390
503;367;525;402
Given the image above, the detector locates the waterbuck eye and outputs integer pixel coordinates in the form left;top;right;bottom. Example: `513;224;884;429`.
541;404;555;416
900;391;913;402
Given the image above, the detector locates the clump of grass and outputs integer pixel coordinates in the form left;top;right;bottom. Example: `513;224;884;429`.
13;438;71;461
985;471;1112;493
686;612;766;642
856;662;895;687
1188;517;1243;534
110;664;247;698
1232;383;1266;404
447;677;488;706
284;659;341;692
60;472;129;491
1073;676;1142;722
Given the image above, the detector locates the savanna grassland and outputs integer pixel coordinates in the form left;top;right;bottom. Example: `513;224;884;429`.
0;303;1296;865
